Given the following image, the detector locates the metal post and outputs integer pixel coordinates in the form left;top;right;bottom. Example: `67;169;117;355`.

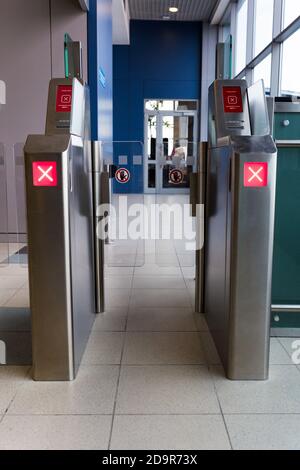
92;141;105;314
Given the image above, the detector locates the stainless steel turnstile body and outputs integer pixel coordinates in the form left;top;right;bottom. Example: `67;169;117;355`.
24;78;96;381
203;79;277;380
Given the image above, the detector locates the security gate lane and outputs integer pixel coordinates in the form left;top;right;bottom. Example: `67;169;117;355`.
24;78;96;381
195;79;277;380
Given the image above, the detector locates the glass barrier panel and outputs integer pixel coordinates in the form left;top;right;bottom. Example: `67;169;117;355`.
100;141;145;268
0;143;9;267
13;143;28;269
154;141;198;269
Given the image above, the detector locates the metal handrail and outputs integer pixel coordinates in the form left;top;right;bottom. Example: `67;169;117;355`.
272;305;300;313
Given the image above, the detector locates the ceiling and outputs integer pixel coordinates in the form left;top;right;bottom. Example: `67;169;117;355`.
128;0;219;22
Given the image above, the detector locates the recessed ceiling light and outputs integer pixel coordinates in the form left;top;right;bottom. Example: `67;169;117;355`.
169;7;179;13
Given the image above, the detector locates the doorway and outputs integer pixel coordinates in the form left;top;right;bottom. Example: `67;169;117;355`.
144;100;199;194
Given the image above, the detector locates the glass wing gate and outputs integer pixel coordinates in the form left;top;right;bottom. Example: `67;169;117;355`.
145;112;198;270
99;141;145;268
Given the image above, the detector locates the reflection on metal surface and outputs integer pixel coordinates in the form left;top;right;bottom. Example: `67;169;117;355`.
24;78;96;381
202;79;277;380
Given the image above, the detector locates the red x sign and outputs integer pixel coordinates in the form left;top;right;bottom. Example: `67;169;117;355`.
32;162;58;187
244;162;268;187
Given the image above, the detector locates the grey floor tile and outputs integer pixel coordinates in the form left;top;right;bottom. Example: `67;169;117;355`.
279;337;300;364
132;277;186;289
105;267;134;277
93;309;127;332
177;253;195;267
105;276;133;289
106;289;131;308
111;415;231;450
130;289;190;308
225;414;300;450
5;289;29;308
116;365;220;414
269;338;294;365
82;332;124;365
0;382;25;414
181;267;196;280
8;366;119;415
0;289;17;307
194;314;209;332
134;265;182;277
0;276;26;290
122;332;205;365
212;365;300;414
0;368;30;413
0;415;112;450
142;254;180;266
0;366;30;381
127;307;196;332
199;332;221;365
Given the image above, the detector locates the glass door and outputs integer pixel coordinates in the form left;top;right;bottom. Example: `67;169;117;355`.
144;109;198;194
158;112;197;194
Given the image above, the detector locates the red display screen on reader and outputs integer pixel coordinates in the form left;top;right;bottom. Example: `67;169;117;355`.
222;86;243;113
56;85;73;113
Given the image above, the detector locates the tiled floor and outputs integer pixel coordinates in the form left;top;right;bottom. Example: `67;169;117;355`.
0;199;300;450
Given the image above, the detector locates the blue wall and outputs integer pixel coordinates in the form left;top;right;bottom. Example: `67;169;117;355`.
113;20;202;193
88;0;113;143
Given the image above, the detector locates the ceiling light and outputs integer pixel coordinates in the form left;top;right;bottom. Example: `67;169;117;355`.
169;7;179;13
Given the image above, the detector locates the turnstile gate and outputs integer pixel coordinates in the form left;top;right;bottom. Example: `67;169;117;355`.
196;79;277;380
24;78;98;381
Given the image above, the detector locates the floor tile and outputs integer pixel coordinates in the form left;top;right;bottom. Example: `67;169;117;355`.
0;415;112;450
8;366;119;415
0;289;17;307
177;253;195;267
279;337;300;364
127;307;196;332
132;277;186;289
82;332;124;365
106;289;131;308
212;365;300;414
105;267;134;277
225;414;300;450
4;289;29;308
269;338;294;365
194;314;209;332
93;309;127;332
111;415;231;450
105;276;133;289
181;267;196;280
130;289;190;308
0;370;28;414
116;365;220;414
0;366;30;381
134;265;182;277
0;276;27;290
122;332;205;365
142;254;180;267
199;332;221;365
106;255;137;267
0;265;28;277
